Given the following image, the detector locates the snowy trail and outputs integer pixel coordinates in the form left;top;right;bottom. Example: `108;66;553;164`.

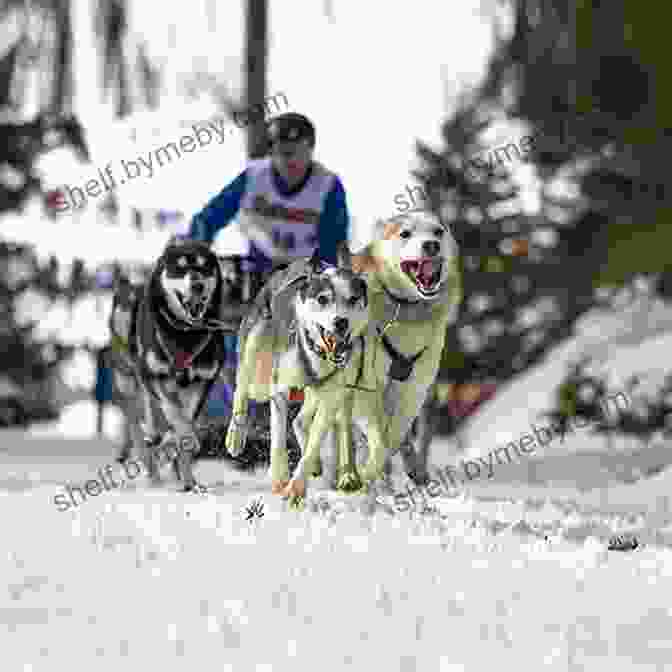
4;431;672;670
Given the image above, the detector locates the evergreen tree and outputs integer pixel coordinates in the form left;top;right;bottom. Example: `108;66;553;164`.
416;0;672;440
0;241;78;423
477;0;672;289
416;99;596;394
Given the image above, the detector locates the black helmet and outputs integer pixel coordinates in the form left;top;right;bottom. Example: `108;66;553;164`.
266;113;316;148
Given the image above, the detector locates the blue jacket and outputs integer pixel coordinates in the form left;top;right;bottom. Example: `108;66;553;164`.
187;164;350;267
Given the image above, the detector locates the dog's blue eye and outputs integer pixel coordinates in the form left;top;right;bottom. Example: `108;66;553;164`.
317;295;329;306
434;228;445;237
400;230;411;239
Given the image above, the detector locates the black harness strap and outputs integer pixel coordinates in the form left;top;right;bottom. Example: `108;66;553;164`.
377;328;427;382
350;334;366;389
192;351;225;424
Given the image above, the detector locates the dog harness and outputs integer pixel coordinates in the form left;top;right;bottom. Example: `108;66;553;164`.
154;316;214;384
374;285;435;381
372;274;461;381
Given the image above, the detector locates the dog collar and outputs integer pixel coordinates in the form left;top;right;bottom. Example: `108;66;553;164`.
159;306;204;332
379;282;442;324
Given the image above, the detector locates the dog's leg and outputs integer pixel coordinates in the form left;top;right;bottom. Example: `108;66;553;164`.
414;394;438;484
127;399;147;466
138;386;162;484
387;412;431;487
291;392;319;467
111;369;135;462
225;362;252;458
116;397;133;463
284;399;331;500
226;320;272;457
358;396;388;486
118;381;145;464
153;382;206;493
336;393;362;492
384;377;434;486
269;389;291;494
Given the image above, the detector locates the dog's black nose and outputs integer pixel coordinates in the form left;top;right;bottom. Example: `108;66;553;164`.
422;240;441;256
192;281;205;294
334;317;349;335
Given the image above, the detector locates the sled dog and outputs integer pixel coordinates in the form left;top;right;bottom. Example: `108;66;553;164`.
225;247;387;499
348;209;462;485
108;239;238;492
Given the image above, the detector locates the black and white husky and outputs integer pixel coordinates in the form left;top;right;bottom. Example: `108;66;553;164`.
108;239;238;492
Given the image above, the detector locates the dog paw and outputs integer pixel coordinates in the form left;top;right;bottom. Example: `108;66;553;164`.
359;462;386;485
282;479;306;500
182;482;209;495
288;494;305;511
407;467;429;487
271;479;289;495
336;468;362;493
115;451;130;464
305;457;323;478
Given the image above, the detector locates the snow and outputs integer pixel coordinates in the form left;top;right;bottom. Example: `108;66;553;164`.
454;295;672;464
4;424;672;670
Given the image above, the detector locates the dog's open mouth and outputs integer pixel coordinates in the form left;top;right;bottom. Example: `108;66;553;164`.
307;325;353;366
177;292;208;322
400;258;443;295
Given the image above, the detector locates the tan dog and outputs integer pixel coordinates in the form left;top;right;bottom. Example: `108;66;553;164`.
344;209;462;485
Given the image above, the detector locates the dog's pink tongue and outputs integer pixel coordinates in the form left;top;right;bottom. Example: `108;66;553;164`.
175;350;193;369
418;260;435;285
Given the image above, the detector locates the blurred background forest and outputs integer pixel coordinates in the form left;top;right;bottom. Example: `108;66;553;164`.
1;0;671;453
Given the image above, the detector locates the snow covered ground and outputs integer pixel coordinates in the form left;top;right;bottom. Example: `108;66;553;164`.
5;299;672;670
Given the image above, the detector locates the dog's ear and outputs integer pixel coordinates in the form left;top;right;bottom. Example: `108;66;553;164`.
336;241;352;270
350;246;378;274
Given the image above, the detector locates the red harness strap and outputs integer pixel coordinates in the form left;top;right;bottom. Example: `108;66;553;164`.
288;388;304;402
